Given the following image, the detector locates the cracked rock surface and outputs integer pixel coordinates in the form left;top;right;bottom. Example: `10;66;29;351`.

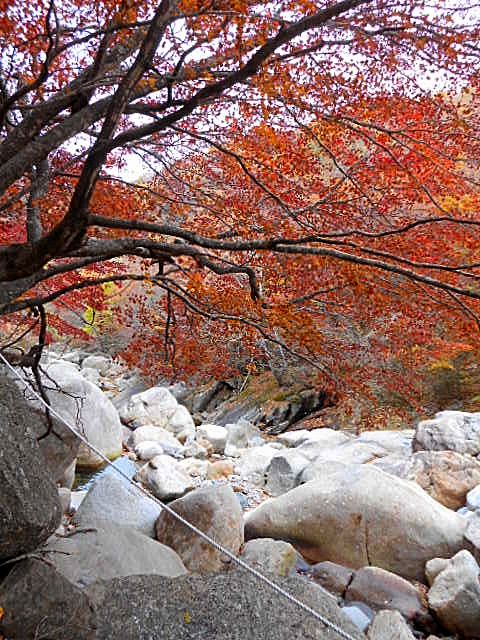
244;464;466;581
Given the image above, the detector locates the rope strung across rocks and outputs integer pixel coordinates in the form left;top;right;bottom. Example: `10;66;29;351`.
0;351;360;640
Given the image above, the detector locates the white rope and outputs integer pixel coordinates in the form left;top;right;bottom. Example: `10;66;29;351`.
0;352;360;640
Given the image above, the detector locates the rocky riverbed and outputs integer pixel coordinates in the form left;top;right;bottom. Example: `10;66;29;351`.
1;349;480;639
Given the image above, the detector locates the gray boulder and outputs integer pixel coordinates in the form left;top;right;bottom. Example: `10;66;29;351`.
0;375;62;561
44;519;187;587
30;412;80;484
265;450;309;496
367;610;415;640
244;465;466;581
0;559;96;640
74;471;161;537
156;484;243;572
427;549;480;638
413;411;480;455
86;571;366;639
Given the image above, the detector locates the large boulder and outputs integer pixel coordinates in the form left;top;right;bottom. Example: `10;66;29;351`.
44;519;187;587
0;375;62;561
86;571;365;639
119;386;195;441
0;559;96;640
156;484;243;572
74;470;161;537
406;450;480;510
37;362;123;469
244;465;467;581
356;430;414;455
29;412;80;484
135;454;194;500
413;411;480;455
299;440;388;470
427;549;480;638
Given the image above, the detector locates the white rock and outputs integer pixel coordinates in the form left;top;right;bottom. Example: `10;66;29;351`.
135;455;193;501
428;550;480;638
467;484;480;511
58;487;71;514
167;404;195;442
81;355;111;376
71;490;88;511
235;445;279;486
39;363;123;470
276;429;312;447
224;420;262;457
425;557;449;587
342;603;374;632
368;610;415;640
119;387;178;428
182;440;208;459
357;430;414;454
128;426;183;457
178;458;209;478
134;441;164;461
414;411;480;456
197;424;228;453
300;441;388;477
80;367;101;385
304;428;352;447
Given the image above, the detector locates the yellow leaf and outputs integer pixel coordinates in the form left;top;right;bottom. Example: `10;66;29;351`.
183;611;191;624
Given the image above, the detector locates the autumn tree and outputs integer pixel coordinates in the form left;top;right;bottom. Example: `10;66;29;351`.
1;0;480;410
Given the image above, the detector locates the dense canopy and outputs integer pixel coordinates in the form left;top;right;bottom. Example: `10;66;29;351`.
1;0;480;408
